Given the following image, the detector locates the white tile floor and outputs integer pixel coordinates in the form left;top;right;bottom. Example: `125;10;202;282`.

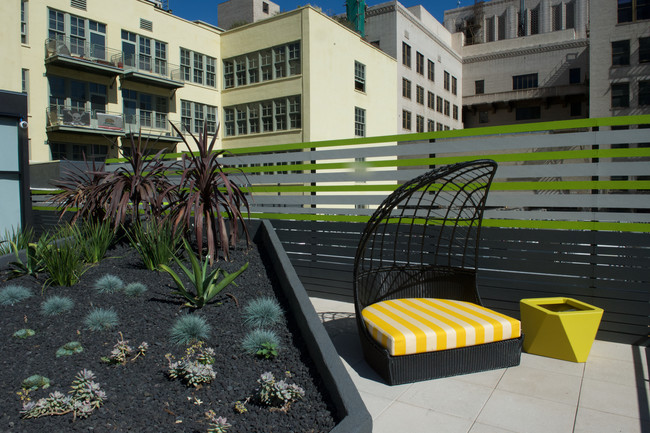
310;297;650;433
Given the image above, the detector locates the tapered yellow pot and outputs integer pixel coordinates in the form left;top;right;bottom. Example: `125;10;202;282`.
520;297;603;363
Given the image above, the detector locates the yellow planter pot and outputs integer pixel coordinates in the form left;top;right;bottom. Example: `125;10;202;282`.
520;297;604;363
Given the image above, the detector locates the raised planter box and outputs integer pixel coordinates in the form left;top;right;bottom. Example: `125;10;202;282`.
520;297;604;363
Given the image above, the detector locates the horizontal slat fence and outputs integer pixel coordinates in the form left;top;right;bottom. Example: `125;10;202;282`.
32;115;650;344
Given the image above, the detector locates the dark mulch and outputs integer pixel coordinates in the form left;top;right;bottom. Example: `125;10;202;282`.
0;240;337;433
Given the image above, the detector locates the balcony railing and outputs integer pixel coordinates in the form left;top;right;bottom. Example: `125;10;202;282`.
46;106;125;134
45;38;124;73
463;83;588;106
123;114;183;141
120;55;184;88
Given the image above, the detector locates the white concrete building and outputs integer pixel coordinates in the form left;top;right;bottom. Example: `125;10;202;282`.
443;0;589;128
217;0;280;30
589;0;650;119
366;1;464;132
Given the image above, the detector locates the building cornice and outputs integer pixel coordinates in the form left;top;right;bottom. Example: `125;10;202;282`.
463;39;588;63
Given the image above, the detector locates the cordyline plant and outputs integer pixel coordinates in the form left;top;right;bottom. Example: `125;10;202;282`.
95;134;177;231
170;122;251;262
50;154;107;225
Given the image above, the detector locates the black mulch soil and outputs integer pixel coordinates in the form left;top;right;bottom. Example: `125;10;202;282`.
0;240;337;433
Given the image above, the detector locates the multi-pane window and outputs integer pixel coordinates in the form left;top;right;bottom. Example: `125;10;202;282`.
48;76;107;118
612;40;630;66
639;80;650;106
443;71;450;91
180;100;218;134
427;59;434;81
402;110;411;130
552;4;562;31
139;36;152;71
402;78;411;99
402;42;411;67
530;7;540;34
180;49;217;87
416;86;424;105
122;31;167;76
416;52;424;74
611;83;630;108
452;76;457;95
48;9;65;41
444;100;450;116
475;80;484;94
485;16;495;42
224;96;300;137
416;115;424;133
154;41;167;76
453;105;459;120
640;37;650;63
122;90;167;129
437;122;443;131
427;119;435;132
21;0;28;44
427;91;435;109
223;42;300;89
513;73;538;90
21;69;28;94
48;9;107;60
436;96;443;113
69;15;86;56
618;0;650;23
355;107;365;137
355;61;366;92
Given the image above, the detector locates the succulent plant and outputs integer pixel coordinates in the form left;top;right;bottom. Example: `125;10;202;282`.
206;410;231;433
21;375;50;392
56;341;83;357
101;332;148;365
13;328;36;339
257;371;305;411
165;341;217;387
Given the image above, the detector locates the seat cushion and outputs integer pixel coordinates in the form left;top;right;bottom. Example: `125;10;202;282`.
361;298;521;356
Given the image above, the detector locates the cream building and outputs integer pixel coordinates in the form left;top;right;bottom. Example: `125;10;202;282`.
3;0;396;165
443;0;589;128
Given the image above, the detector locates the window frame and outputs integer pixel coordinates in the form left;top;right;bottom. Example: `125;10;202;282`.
611;82;630;108
355;106;366;137
354;61;366;92
402;42;411;67
612;40;631;66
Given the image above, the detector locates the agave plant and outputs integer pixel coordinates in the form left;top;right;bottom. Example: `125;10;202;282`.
49;155;107;225
95;133;177;230
170;122;251;263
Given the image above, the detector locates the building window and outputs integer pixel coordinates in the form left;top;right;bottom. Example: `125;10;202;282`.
444;100;450;116
437;122;443;131
612;40;630;66
402;110;411;130
451;76;457;95
530;6;540;34
638;80;650;106
427;91;435;109
402;42;411;67
618;0;650;23
640;37;650;63
566;1;575;28
416;52;424;74
123;90;167;130
515;106;541;121
355;107;365;137
224;96;300;137
416;86;424;104
427;119;435;131
354;61;365;92
223;42;300;89
49;9;65;41
263;1;269;13
402;78;411;99
570;102;582;116
180;48;191;81
48;76;108;120
21;0;28;44
443;71;450;91
513;73;538;90
21;69;29;94
416;115;424;133
427;59;434;81
485;16;495;42
436;96;443;113
179;49;216;87
552;4;562;31
475;80;485;94
569;68;581;84
498;12;506;39
479;111;489;124
453;105;458;120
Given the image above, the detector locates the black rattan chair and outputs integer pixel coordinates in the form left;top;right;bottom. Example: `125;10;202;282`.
353;159;522;385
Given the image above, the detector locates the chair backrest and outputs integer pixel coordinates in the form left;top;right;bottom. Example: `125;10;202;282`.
353;159;497;311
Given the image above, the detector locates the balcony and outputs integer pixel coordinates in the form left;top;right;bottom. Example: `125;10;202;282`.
120;57;184;89
122;114;183;143
44;38;123;76
463;83;588;108
46;106;125;136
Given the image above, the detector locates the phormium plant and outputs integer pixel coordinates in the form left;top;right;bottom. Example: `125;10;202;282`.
170;121;251;263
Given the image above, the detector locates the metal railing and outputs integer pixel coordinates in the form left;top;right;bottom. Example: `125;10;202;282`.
46;106;125;132
45;38;124;69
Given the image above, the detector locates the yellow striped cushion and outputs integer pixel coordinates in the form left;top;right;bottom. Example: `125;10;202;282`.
361;298;521;356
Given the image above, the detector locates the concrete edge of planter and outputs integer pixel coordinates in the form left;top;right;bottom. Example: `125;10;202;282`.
256;220;373;433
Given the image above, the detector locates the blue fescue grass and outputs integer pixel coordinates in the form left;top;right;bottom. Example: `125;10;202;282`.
0;285;33;306
241;328;281;356
84;307;119;331
123;282;148;297
93;274;124;293
41;295;75;316
169;315;211;346
242;297;283;328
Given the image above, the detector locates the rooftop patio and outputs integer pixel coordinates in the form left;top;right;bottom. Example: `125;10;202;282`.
311;297;649;433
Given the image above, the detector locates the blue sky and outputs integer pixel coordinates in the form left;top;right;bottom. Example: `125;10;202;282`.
169;0;463;28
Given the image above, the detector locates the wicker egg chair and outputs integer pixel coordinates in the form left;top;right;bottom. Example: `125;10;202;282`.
353;159;522;385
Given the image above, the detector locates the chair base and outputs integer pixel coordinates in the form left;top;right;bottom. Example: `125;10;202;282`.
360;328;523;386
